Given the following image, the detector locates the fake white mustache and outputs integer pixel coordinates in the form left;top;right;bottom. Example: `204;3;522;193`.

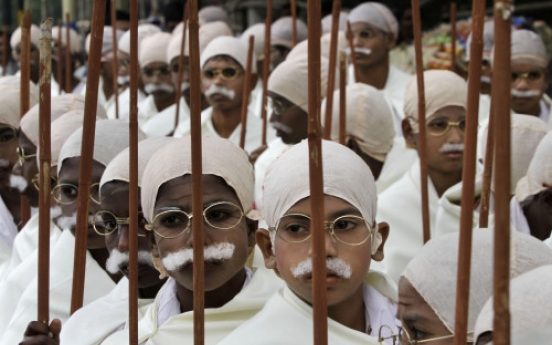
117;76;130;85
204;84;235;100
511;89;541;98
291;257;352;279
144;83;175;94
55;213;101;230
106;248;155;275
50;206;62;219
9;175;28;192
481;76;491;84
439;143;464;154
271;121;293;134
180;82;190;92
161;242;235;272
348;47;372;56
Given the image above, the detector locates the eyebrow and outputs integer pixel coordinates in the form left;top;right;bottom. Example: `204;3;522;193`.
155;198;238;214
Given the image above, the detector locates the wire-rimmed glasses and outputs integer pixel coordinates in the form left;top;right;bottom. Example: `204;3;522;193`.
93;210;147;237
51;182;101;205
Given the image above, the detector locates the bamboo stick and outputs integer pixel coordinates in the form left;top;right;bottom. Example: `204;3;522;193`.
307;0;327;344
260;0;272;147
239;36;254;149
411;0;431;244
346;21;359;83
322;0;341;140
188;0;205;343
56;21;63;95
64;13;71;93
479;100;495;228
110;0;119;119
339;51;346;146
450;1;457;73
1;25;7;76
452;1;485;343
173;2;188;133
70;0;106;314
290;0;297;46
127;0;139;342
38;17;53;325
492;1;512;344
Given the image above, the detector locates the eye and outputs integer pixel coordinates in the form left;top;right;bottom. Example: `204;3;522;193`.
358;29;374;39
458;119;467;131
427;119;448;130
203;69;216;79
61;185;78;199
284;223;308;234
222;67;238;78
333;217;359;232
159;212;187;228
103;218;117;231
0;128;16;143
528;71;542;80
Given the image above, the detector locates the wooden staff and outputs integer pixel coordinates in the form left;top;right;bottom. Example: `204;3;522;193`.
239;36;254;149
346;21;359;83
260;0;273;147
452;1;485;343
479;100;495;228
56;21;63;95
492;1;512;344
173;2;188;133
339;51;346;145
322;0;341;140
110;0;120;119
307;0;327;344
411;0;431;244
19;11;32;228
188;0;205;343
64;13;71;93
290;0;297;46
70;0;106;314
127;0;139;342
450;1;457;73
1;25;7;76
38;17;53;325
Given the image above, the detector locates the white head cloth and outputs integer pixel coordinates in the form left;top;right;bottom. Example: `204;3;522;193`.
51;26;81;54
198;6;229;24
10;24;41;49
465;20;494;62
85;26;125;56
20;94;98;147
141;136;257;223
515;131;552;202
118;23;161;55
348;2;399;43
200;36;257;73
271;17;308;49
403;70;467;132
321;83;395;162
0;76;39;128
240;23;265;60
511;29;548;68
263;140;382;253
320;31;349;60
139;32;172;67
100;137;174;188
57;119;147;174
321;12;349;34
474;265;552;343
268;54;330;112
479;114;550;194
402;229;552;342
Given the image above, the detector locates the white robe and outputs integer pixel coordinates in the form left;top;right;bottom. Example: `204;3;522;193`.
0;230;116;345
539;94;552;125
79;76;113;114
59;278;154;345
0;196;18;251
173;107;275;154
376;138;418;195
248;79;264;118
218;271;400;345
141;97;190;137
106;87;147;120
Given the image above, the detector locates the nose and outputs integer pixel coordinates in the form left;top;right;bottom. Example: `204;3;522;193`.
447;123;464;143
12;160;22;176
269;111;278;123
307;224;339;258
117;224;130;252
513;77;529;90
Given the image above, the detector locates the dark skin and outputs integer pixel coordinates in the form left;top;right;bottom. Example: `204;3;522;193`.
51;45;81;92
347;137;384;180
0;124;22;226
169;56;210;111
520;185;552;241
268;91;308;145
13;43;40;84
140;61;176;112
12;131;39;207
475;331;493;345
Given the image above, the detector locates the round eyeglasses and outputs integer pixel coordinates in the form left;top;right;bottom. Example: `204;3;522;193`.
268;97;301;116
145;201;245;239
202;67;242;81
377;325;456;345
31;174;58;191
16;146;37;166
511;70;544;83
423;117;466;136
52;182;101;205
93;210;148;237
269;213;374;246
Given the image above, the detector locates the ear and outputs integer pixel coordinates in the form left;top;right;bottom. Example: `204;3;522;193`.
255;229;278;272
371;222;390;262
246;218;258;250
385;32;396;50
402;119;417;149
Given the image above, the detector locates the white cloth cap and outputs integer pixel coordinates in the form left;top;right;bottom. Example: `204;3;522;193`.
516;131;552;202
474;265;552;343
198;6;229;24
402;229;552;341
20;94;99;147
321;12;349;34
141;136;256;223
320;31;349;60
200;36;256;73
118;24;161;55
465;20;494;62
139;32;172;67
85;26;125;56
348;2;399;43
511;29;548;68
285;40;309;61
321;83;395;162
10;25;41;49
0;76;39;128
100;137;174;188
479;114;550;194
268;54;330;112
52;27;81;54
57;119;146;174
403;70;467;132
271;17;308;49
240;23;265;60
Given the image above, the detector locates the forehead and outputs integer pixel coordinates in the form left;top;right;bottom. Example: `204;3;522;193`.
430;105;466;119
59;157;105;181
284;195;361;217
350;22;382;33
267;91;294;105
202;55;242;70
170;56;190;66
511;61;545;72
143;61;169;69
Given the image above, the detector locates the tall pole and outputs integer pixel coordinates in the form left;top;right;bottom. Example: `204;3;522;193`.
346;21;359;83
173;2;188;134
64;13;71;94
290;0;297;46
322;0;341;140
479;100;495;228
110;0;120;119
260;0;273;147
56;21;63;95
338;51;346;146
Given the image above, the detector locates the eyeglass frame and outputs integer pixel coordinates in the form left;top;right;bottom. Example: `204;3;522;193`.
377;325;456;345
409;116;466;137
511;70;545;83
16;146;37;166
51;182;101;205
268;97;301;116
145;201;246;239
31;173;58;191
142;65;171;77
269;213;375;246
202;66;242;82
92;210;147;237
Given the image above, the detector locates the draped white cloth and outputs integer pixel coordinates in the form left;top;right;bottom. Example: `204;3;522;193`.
0;196;18;251
106;87;147;120
376;138;417;194
142;97;190;137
